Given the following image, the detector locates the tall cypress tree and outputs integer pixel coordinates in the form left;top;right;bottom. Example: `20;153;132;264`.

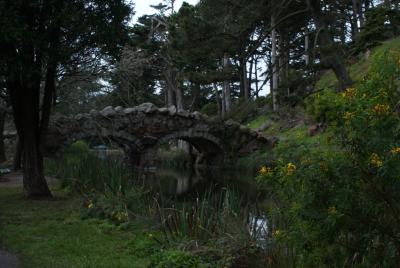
0;0;132;198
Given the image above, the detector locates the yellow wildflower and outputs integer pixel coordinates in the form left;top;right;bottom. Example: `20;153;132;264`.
327;206;337;215
259;166;272;175
391;147;400;154
286;163;296;175
370;153;383;168
342;88;357;99
372;104;390;116
273;229;281;237
320;163;329;172
343;111;355;121
114;211;128;221
87;200;94;209
259;166;267;174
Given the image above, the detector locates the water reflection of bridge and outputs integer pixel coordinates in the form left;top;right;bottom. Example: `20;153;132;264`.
142;168;204;196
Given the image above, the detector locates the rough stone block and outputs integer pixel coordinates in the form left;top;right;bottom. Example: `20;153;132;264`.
114;106;123;112
137;103;158;113
123;108;136;114
101;106;116;117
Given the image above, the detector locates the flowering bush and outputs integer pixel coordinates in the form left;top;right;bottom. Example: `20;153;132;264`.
258;50;400;266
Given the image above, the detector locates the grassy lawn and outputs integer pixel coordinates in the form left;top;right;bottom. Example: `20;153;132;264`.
0;186;152;268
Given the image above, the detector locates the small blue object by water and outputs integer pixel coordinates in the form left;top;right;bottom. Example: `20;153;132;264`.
0;168;11;175
92;145;108;150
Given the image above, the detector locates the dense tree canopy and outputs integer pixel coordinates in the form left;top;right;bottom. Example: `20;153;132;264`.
112;0;400;118
0;0;132;197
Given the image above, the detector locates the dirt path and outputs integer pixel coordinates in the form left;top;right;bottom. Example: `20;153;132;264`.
0;171;57;188
0;250;19;268
0;171;23;188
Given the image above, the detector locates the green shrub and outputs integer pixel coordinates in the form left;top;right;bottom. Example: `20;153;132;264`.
128;235;161;258
258;49;400;266
68;140;90;155
149;250;202;268
229;99;258;123
200;102;218;116
306;88;345;123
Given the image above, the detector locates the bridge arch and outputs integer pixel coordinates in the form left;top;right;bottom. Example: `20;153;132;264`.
149;130;225;167
46;104;270;168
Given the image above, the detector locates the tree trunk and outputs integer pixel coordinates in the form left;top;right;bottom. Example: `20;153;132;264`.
13;138;22;171
164;86;168;106
3;0;65;198
22;129;50;198
279;30;290;97
304;26;310;65
221;81;226;119
307;0;353;91
352;0;360;36
279;30;289;92
339;8;347;46
21;84;51;198
0;110;7;162
358;0;365;29
7;67;52;198
176;85;184;112
271;15;279;111
223;53;231;116
213;83;222;117
247;57;253;100
240;57;249;100
239;60;245;98
174;70;184;112
164;68;176;107
189;83;200;112
167;84;175;108
254;57;259;99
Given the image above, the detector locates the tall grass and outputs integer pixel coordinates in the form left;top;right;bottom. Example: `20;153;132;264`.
156;187;258;243
47;154;129;195
46;144;267;242
46;142;154;219
45;142;277;266
46;141;130;194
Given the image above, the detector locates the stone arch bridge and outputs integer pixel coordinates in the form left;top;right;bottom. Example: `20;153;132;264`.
46;103;271;167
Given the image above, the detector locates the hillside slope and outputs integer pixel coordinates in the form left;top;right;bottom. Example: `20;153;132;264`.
316;37;400;90
243;36;400;168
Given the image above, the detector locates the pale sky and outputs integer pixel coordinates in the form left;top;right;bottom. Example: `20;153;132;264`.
133;0;199;21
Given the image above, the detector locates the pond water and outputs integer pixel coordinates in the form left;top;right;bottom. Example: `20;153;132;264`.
134;165;269;243
89;147;269;243
139;166;259;201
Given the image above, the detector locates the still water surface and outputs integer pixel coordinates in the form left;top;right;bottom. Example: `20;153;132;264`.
137;166;269;243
